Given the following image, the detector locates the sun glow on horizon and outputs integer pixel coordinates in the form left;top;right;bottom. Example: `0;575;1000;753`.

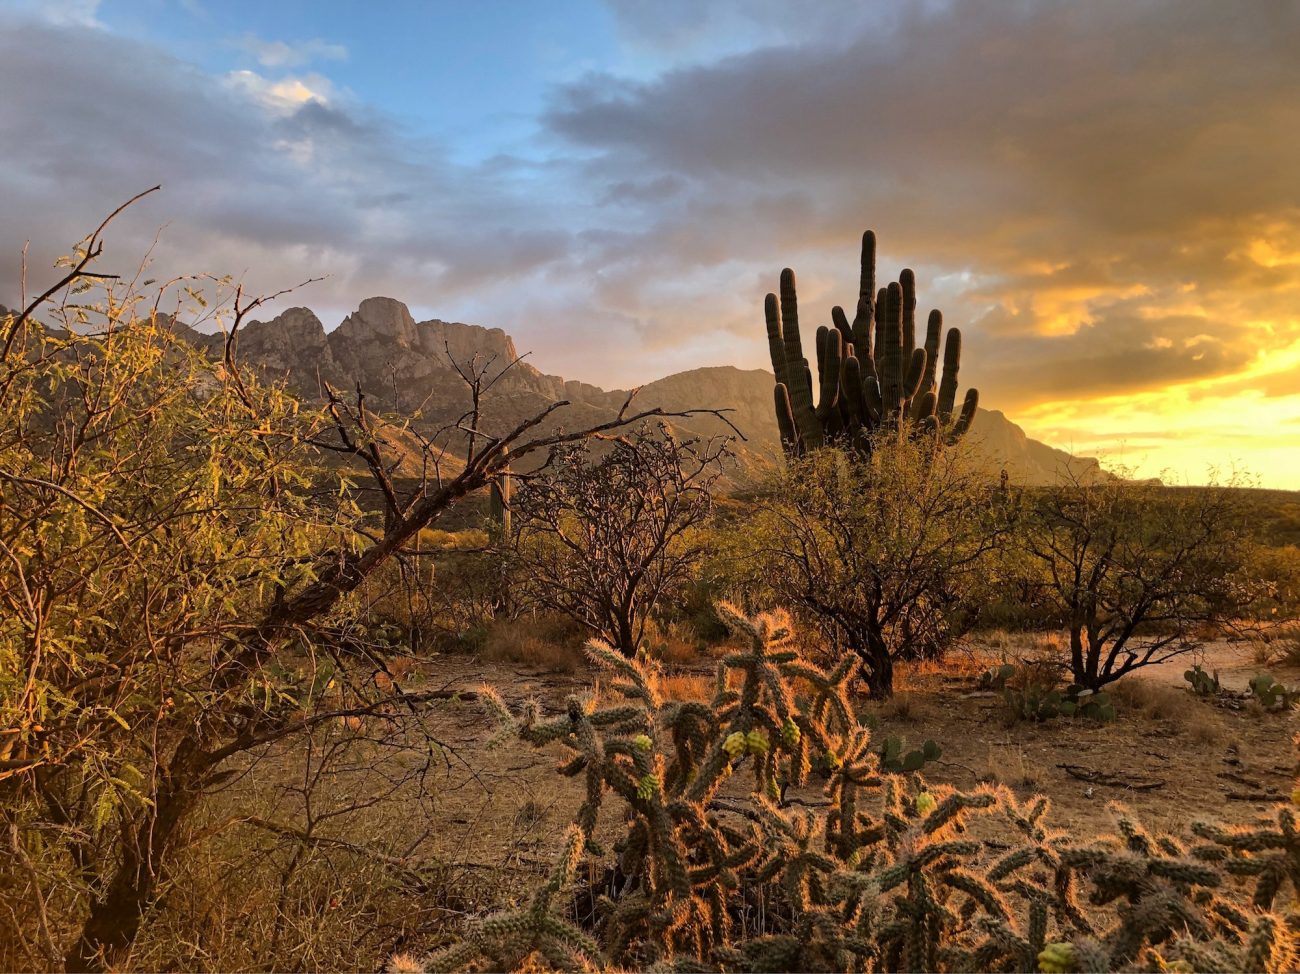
1014;328;1300;489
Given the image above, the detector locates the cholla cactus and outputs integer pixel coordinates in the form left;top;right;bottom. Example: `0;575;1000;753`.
1143;911;1298;974
1060;803;1251;967
451;603;1074;970
1192;803;1300;910
413;605;1300;972
405;826;601;972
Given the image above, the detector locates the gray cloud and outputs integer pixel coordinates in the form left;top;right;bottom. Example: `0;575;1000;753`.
3;0;1300;418
0;15;580;348
547;0;1300;403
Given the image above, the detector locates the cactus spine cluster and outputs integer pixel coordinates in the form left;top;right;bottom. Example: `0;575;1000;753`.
766;231;979;457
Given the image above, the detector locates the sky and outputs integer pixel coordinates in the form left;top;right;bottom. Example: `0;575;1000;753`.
2;0;1299;486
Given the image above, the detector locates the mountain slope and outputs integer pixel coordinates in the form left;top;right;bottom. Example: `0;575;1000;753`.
219;298;1106;485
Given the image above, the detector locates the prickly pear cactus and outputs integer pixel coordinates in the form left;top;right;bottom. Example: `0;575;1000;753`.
877;734;942;772
1185;664;1221;697
1247;673;1300;711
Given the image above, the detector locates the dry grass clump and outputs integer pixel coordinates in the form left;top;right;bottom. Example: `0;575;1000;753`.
1251;638;1278;667
656;671;715;702
1109;677;1225;743
875;689;919;722
1110;677;1197;722
1267;626;1300;669
480;614;588;672
981;743;1041;792
644;618;705;666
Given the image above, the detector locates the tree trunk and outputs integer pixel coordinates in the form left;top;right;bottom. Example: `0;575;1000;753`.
1069;623;1090;688
616;612;637;658
856;630;895;699
65;740;204;972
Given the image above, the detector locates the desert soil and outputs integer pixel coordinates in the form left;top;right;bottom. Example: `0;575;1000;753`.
297;637;1300;910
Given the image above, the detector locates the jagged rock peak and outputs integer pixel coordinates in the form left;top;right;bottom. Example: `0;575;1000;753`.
243;307;327;347
417;317;519;369
235;307;330;373
336;297;419;347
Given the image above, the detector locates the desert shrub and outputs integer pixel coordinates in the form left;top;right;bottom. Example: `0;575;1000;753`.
421;546;508;651
742;436;1011;697
1246;542;1300;620
389;601;1300;973
510;425;729;657
1019;474;1261;690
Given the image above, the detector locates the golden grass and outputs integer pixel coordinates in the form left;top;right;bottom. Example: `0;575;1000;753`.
1109;676;1225;743
1109;677;1196;722
656;672;715;702
480;614;587;672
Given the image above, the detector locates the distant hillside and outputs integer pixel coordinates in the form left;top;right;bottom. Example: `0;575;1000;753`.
160;296;1109;485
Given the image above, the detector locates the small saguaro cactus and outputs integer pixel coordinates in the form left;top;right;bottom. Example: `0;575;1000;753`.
765;230;979;457
488;445;512;536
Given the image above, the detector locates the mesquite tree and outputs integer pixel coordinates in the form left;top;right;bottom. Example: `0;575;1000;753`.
749;436;1009;697
510;425;729;657
0;194;730;972
1020;472;1260;690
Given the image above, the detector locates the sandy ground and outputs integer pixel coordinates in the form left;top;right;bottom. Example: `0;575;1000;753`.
347;635;1297;892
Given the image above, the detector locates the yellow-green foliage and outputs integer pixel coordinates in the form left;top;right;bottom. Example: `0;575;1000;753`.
0;301;356;787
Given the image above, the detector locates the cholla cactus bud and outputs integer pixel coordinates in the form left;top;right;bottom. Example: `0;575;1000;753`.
782;717;801;746
637;774;660;801
633;733;653;753
1037;941;1075;973
724;731;747;758
825;750;842;772
766;778;781;801
915;792;937;816
746;728;770;755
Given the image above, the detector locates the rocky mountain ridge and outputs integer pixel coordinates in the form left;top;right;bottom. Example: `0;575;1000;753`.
16;294;1105;485
216;296;1111;485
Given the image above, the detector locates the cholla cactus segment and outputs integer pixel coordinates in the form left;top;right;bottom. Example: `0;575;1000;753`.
1192;803;1300;909
411;825;603;973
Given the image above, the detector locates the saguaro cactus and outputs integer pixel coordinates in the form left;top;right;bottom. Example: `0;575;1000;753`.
765;230;979;457
488;445;512;536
